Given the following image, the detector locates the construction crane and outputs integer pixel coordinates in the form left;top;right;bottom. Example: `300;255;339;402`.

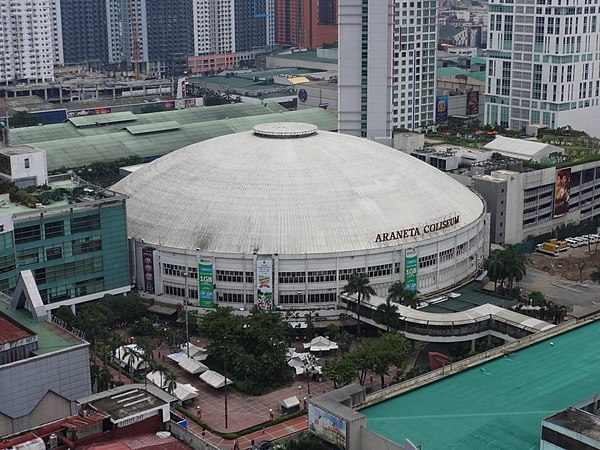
128;0;141;79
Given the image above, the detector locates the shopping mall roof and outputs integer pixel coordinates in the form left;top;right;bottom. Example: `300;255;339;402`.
437;67;486;83
8;102;285;145
112;122;484;254
362;320;600;450
13;108;337;171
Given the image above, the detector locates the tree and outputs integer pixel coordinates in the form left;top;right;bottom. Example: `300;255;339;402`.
198;307;292;395
501;245;526;292
371;333;410;389
387;281;408;305
322;358;357;389
484;250;505;292
403;290;419;309
529;291;547;307
10;111;42;128
343;273;376;337
591;265;600;284
374;298;399;331
165;371;178;395
153;364;169;389
121;345;141;377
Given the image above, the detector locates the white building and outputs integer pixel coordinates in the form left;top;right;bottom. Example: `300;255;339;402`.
0;0;58;83
113;123;489;309
193;0;236;55
485;0;600;136
338;0;437;138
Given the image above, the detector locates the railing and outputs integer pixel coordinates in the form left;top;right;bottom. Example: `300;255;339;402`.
49;314;87;341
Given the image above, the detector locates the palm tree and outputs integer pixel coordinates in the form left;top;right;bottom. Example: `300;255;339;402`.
107;333;124;381
484;250;505;292
403;290;419;309
591;264;600;284
501;245;526;292
165;371;178;395
121;345;141;379
387;281;408;305
343;272;376;337
153;364;169;389
374;298;399;331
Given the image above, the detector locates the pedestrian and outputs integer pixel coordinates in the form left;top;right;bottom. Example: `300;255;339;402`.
162;354;165;362
233;440;240;450
158;352;161;359
262;425;265;434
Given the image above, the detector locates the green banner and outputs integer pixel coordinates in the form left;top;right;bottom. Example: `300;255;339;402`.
199;260;214;308
405;248;417;291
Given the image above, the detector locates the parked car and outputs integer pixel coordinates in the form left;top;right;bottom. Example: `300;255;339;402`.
251;442;272;450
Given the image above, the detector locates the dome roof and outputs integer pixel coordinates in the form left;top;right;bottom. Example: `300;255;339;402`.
112;123;484;254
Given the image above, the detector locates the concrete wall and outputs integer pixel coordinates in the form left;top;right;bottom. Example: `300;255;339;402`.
0;344;91;436
360;428;405;450
168;421;220;450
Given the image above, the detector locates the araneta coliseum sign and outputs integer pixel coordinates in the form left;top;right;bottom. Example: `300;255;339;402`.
375;215;460;243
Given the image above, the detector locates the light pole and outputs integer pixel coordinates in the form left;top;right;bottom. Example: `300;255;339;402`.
224;358;228;429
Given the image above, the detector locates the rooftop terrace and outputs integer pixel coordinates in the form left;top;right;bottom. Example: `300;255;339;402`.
362;319;600;449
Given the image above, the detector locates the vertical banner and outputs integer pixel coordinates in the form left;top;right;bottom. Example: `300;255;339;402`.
199;260;214;308
142;248;155;294
405;248;418;292
466;91;479;115
256;258;273;309
554;168;571;218
436;95;449;122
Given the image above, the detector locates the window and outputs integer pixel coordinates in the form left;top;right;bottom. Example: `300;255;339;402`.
216;270;244;283
14;224;41;245
70;214;101;234
308;270;336;283
163;263;198;279
308;292;336;303
418;254;437;268
72;236;102;255
45;246;63;261
218;292;245;303
439;248;455;263
279;271;306;284
44;221;64;238
164;284;185;297
339;267;365;281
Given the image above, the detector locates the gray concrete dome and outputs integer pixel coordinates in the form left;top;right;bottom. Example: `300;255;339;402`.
113;123;485;255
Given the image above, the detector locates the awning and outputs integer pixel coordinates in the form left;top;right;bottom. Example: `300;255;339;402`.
180;343;207;358
167;352;187;363
304;336;339;352
174;383;198;402
199;370;233;389
179;357;208;374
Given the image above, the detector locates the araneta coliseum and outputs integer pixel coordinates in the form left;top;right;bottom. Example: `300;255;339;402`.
112;123;489;309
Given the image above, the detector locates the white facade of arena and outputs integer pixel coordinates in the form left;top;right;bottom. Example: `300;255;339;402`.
117;123;489;309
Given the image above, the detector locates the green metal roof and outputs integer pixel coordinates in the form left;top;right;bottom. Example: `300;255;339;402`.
30;108;337;171
0;302;83;356
362;320;600;450
470;56;486;65
68;111;138;127
126;121;180;135
8;102;286;146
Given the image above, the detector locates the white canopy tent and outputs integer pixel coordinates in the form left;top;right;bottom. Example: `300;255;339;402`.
146;370;166;388
199;370;232;389
179;357;208;374
287;351;322;375
180;343;207;358
167;352;188;363
174;383;199;402
303;336;338;352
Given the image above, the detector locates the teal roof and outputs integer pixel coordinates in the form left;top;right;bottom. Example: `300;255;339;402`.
470;56;486;65
362;320;600;450
26;108;338;171
0;302;83;356
68;111;137;127
8;102;285;146
437;67;486;83
126;121;180;135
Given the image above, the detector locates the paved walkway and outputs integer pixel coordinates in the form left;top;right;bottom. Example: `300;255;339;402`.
185;414;308;449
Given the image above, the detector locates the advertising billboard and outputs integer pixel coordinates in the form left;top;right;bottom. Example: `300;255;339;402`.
436;95;449;122
199;260;214;308
554;168;571;218
256;257;273;309
466;91;479;115
142;248;155;293
308;403;347;449
405;248;418;292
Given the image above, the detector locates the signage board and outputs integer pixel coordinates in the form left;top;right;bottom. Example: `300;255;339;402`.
554;168;571;218
256;258;273;309
436;95;449;122
199;260;214;308
405;248;418;292
308;403;347;449
142;248;155;294
466;91;479;115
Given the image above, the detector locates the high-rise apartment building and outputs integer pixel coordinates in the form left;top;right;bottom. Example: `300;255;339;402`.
193;0;236;55
0;0;58;83
275;0;337;49
234;0;275;52
60;0;109;67
338;0;437;138
485;0;600;136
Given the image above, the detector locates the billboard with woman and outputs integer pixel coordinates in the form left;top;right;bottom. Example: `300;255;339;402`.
554;168;571;218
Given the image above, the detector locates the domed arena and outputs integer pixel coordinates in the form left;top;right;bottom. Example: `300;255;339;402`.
113;123;488;309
